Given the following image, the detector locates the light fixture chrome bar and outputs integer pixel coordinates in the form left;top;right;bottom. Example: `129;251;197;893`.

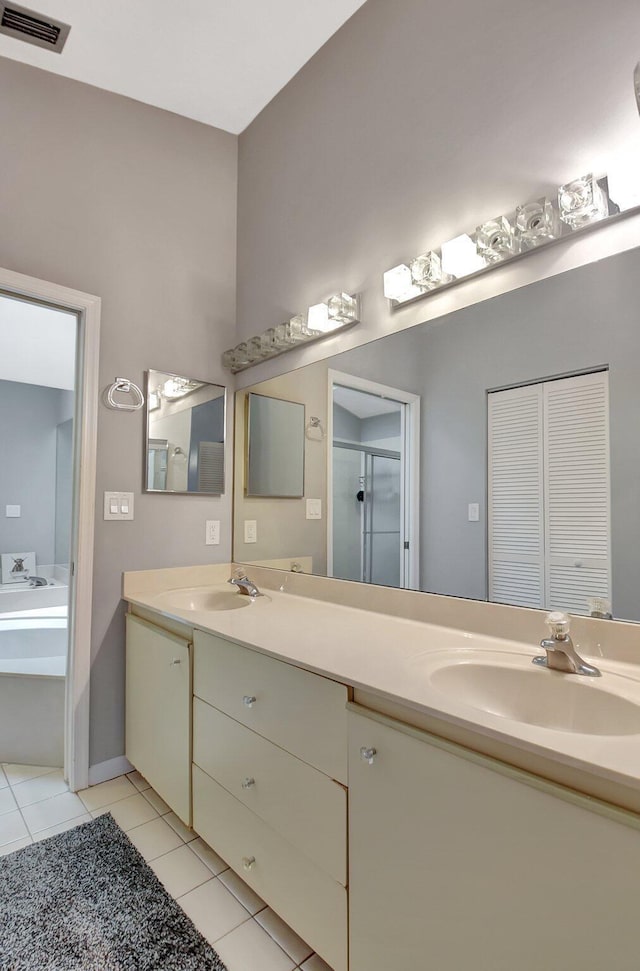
385;175;625;309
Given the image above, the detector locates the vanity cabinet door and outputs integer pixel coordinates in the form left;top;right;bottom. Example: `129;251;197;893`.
349;708;640;971
125;614;191;825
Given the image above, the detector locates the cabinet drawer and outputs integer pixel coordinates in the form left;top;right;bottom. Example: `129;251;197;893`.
193;764;347;971
193;631;348;784
193;698;347;885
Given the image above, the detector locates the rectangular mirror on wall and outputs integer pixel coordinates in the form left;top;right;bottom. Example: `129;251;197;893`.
233;245;640;623
245;392;305;498
144;370;226;494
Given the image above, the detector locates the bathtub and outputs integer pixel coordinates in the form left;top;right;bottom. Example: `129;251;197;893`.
0;603;67;766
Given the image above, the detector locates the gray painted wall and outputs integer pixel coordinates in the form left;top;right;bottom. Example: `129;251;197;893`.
0;381;70;568
55;418;73;566
0;57;237;767
236;0;640;384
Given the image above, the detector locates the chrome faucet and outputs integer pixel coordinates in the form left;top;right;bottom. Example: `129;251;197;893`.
28;576;48;588
228;574;261;598
533;611;601;677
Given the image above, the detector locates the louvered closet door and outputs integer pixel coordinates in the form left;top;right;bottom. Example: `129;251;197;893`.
543;372;610;613
488;385;545;607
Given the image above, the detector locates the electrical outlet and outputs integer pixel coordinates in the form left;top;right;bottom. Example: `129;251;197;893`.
244;520;257;544
205;520;220;545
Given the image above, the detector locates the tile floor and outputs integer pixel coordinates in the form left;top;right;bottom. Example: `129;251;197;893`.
0;763;333;971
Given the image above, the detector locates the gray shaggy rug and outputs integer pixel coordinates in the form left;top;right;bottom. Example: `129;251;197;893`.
0;813;228;970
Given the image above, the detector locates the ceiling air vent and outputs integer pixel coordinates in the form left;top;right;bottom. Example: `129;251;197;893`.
0;3;70;52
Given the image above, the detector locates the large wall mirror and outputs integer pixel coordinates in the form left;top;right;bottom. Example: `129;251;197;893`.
233;245;640;623
145;370;226;494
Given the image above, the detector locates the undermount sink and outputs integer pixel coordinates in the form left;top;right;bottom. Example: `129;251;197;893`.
421;652;640;736
153;585;259;612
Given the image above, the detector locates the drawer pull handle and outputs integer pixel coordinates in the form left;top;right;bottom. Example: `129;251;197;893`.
242;695;257;708
242;855;256;871
170;658;182;666
360;746;377;765
241;777;256;789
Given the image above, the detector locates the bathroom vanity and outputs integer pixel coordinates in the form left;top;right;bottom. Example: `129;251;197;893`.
124;565;640;971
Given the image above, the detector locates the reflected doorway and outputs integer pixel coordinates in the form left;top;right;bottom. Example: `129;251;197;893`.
328;371;420;589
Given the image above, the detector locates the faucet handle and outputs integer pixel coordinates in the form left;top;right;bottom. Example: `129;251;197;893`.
545;611;570;638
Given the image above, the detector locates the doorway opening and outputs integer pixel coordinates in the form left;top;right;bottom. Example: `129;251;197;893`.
0;267;100;792
328;370;420;589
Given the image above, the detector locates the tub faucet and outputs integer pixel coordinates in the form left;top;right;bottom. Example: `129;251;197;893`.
228;574;261;598
29;576;48;587
533;612;601;677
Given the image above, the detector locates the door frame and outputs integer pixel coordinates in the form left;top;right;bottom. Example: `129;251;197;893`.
327;369;420;589
0;266;100;792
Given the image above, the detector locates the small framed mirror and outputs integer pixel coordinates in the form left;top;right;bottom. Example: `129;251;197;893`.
144;370;226;494
246;392;305;498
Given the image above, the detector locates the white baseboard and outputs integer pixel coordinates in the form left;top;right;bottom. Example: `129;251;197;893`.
88;755;134;786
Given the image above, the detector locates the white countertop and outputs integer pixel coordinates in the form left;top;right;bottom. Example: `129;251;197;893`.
124;568;640;801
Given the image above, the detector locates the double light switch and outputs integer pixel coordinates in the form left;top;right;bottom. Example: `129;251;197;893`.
104;492;134;521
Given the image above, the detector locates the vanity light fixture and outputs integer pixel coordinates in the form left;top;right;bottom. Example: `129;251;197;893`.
222;292;360;373
634;60;640;115
558;173;609;229
162;376;202;399
384;170;629;308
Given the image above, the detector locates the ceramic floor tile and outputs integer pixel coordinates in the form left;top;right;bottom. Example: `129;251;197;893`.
33;813;92;842
0;766;7;790
0;787;17;816
126;770;151;792
189;837;229;876
141;787;171;815
21;791;86;834
178;878;249;945
2;764;58;787
0;809;29;846
91;793;158;831
218;868;267;916
12;769;69;808
126;816;184;861
255;908;314;965
214;918;295;971
77;775;137;811
0;834;33;857
164;811;196;842
150;843;213;898
301;955;334;971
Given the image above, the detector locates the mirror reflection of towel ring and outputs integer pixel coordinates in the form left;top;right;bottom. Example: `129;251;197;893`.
305;416;325;441
106;377;144;411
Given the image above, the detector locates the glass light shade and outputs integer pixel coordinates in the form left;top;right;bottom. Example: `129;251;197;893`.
606;159;640;211
163;377;189;399
327;292;359;324
383;263;426;302
287;314;312;341
248;335;271;359
221;349;236;369
441;234;487;278
307;302;332;333
234;342;251;366
263;326;287;351
475;216;519;263
558;174;608;229
515;198;560;247
410;250;450;290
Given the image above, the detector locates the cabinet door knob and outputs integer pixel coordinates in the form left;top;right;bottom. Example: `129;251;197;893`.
170;658;182;666
242;855;256;871
241;777;256;789
242;695;257;708
360;746;377;765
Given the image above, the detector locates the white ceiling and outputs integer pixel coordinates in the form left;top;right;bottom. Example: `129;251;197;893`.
334;386;402;420
0;0;367;133
0;295;76;390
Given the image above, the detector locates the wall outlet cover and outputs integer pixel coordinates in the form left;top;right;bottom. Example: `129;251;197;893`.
5;505;20;518
244;520;257;544
468;502;480;522
206;520;221;545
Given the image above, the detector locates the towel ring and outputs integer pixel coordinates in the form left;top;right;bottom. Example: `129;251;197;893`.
106;377;145;412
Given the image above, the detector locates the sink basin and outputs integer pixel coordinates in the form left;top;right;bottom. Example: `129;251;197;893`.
153;585;256;612
425;654;640;736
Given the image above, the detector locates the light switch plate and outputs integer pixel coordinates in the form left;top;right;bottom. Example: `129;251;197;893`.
104;492;134;521
244;520;257;544
5;505;20;518
206;520;220;545
306;498;322;520
468;502;480;522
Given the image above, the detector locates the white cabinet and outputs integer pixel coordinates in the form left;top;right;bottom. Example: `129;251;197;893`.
349;707;640;971
193;630;349;971
125;613;192;825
